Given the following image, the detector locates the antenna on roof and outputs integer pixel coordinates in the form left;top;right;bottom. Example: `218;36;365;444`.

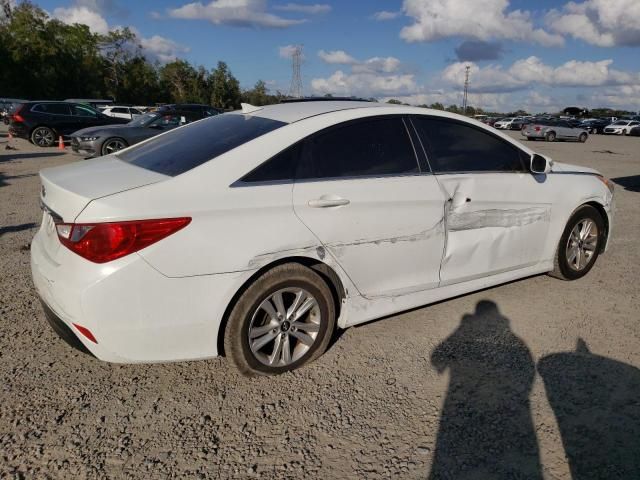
241;103;263;114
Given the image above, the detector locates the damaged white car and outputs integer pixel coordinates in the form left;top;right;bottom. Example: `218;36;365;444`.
31;101;615;375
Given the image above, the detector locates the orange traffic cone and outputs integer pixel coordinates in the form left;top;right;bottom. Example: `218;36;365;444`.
58;136;65;150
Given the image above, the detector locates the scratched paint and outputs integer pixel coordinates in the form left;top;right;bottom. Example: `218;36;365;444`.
448;207;550;231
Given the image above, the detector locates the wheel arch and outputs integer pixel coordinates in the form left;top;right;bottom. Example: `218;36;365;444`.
216;256;346;356
101;136;128;155
583;201;610;253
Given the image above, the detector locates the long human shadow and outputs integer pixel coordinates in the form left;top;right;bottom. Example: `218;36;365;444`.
429;300;542;479
538;339;640;479
611;175;640;193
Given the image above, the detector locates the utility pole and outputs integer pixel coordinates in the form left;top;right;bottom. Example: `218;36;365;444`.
288;45;303;99
462;65;470;115
462;65;470;113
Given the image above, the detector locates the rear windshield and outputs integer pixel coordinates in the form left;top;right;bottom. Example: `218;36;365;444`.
116;113;286;176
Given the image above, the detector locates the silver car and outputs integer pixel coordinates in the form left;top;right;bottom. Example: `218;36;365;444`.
522;120;589;142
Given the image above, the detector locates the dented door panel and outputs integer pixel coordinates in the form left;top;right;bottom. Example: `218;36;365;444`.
292;175;446;298
436;173;552;285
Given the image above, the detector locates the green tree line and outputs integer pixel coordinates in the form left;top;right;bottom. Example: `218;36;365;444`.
0;1;283;108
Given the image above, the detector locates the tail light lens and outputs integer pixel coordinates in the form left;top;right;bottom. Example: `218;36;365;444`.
11;105;24;123
55;217;191;263
535;126;541;132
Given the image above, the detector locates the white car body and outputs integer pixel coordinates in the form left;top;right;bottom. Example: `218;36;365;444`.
493;117;515;129
100;106;143;120
603;120;640;135
31;102;614;364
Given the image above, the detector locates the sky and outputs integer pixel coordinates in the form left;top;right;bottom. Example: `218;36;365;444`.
33;0;640;112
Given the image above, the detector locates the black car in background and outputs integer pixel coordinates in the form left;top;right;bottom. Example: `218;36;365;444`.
579;119;611;134
69;104;221;158
9;101;129;147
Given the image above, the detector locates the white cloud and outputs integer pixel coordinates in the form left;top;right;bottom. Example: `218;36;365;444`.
139;34;190;63
274;3;331;14
311;70;419;97
318;49;356;64
442;57;640;93
53;5;110;34
168;0;306;28
279;44;304;59
546;0;640;47
399;0;564;46
372;10;401;21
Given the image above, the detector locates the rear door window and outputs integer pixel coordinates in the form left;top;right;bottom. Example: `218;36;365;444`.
72;105;98;117
117;113;286;176
412;116;525;173
297;117;419;180
35;103;72;115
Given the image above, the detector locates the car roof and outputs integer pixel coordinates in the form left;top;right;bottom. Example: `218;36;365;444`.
244;101;383;123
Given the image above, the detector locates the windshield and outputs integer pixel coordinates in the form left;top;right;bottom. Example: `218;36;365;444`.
128;112;160;127
116;113;287;176
613;120;628;125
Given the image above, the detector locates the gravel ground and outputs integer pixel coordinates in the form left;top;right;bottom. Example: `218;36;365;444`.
1;125;639;479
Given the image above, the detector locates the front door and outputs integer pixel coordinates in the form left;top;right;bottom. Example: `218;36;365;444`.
411;115;552;285
292;116;446;298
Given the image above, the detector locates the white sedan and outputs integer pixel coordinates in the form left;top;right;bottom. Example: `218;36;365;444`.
31;101;615;375
603;119;640;135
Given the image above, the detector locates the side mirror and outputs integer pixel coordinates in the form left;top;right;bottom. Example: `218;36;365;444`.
530;154;552;174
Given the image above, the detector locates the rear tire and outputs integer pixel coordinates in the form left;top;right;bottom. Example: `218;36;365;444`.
527;137;535;141
550;205;604;280
224;263;336;376
545;131;556;142
30;126;56;147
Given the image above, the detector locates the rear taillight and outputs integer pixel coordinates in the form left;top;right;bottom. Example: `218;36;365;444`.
535;126;541;132
11;105;24;123
56;217;191;263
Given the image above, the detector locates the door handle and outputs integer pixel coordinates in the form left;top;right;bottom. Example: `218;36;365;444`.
308;197;350;208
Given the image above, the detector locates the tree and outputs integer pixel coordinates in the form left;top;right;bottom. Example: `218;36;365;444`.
210;61;241;110
159;60;198;103
98;27;140;100
386;99;402;104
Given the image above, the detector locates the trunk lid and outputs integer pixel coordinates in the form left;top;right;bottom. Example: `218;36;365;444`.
39;156;168;222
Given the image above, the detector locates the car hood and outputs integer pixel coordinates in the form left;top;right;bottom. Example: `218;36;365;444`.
551;161;600;175
71;124;132;137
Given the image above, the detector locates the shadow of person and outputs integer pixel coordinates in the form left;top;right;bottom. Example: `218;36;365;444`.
429;300;542;480
538;339;640;479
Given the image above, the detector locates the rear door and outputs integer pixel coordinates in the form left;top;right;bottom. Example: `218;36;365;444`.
38;103;76;135
292;116;446;298
71;104;107;129
411;115;552;286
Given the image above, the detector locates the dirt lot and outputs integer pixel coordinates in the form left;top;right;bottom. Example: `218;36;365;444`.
1;124;639;479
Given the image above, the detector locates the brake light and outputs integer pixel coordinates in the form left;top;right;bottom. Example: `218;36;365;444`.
535;126;541;132
56;217;191;263
11;105;24;123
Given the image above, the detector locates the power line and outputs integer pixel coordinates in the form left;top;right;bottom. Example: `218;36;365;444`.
288;45;303;99
462;65;470;114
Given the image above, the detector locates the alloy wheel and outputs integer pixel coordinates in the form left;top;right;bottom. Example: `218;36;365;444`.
33;128;54;147
102;139;127;155
248;288;321;367
565;219;599;271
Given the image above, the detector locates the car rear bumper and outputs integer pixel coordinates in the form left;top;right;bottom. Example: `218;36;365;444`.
8;124;28;139
30;225;247;363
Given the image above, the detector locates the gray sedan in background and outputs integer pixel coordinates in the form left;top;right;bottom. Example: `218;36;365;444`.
522;120;589;142
69;111;188;158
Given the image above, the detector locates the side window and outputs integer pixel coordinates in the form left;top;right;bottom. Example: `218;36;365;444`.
149;114;181;128
42;103;72;115
72;105;98;117
298;117;419;180
130;108;142;115
240;145;297;183
111;107;127;114
412;117;524;173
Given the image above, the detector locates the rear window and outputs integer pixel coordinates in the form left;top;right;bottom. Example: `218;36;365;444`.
116;113;286;176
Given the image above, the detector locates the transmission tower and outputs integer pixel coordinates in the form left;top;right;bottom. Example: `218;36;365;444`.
462;65;471;114
288;45;303;98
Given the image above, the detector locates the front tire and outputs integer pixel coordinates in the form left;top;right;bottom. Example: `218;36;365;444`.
101;137;128;156
579;133;588;143
31;126;56;147
224;263;336;376
550;205;604;280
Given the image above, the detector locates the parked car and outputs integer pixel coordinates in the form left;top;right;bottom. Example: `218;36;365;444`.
70;110;190;157
629;125;640;137
156;103;222;122
522;119;589;142
9;101;129;147
70;105;222;157
1;99;27;124
32;101;614;375
65;98;114;110
100;105;144;120
510;118;530;130
603;120;640;135
493;117;516;129
579;119;610;134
